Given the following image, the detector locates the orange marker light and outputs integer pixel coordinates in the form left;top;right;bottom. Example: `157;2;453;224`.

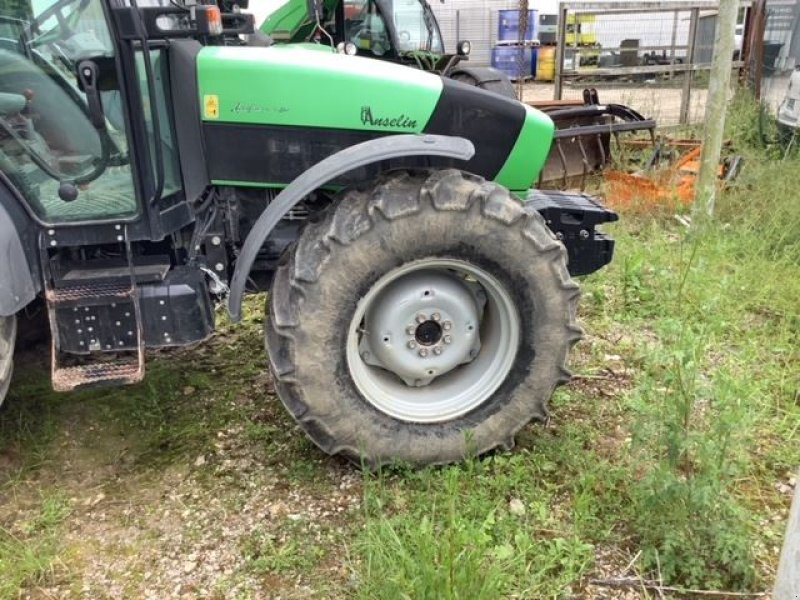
206;6;223;36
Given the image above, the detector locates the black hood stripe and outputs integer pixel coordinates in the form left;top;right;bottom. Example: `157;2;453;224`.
422;77;526;180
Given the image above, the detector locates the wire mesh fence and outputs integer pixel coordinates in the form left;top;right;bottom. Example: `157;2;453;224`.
757;0;799;121
548;1;753;127
429;1;800;129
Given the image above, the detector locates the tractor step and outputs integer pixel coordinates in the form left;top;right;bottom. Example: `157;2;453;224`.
45;271;145;392
45;246;145;392
47;281;136;306
51;360;143;392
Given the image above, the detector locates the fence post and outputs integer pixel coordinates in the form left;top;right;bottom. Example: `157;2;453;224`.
554;3;568;100
775;471;800;600
693;0;738;220
680;7;700;124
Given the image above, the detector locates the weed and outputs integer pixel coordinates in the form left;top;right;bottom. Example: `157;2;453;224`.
356;461;595;599
241;529;325;575
0;491;71;598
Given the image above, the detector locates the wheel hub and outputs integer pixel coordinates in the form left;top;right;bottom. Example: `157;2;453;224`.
358;269;483;387
347;258;520;423
415;320;442;346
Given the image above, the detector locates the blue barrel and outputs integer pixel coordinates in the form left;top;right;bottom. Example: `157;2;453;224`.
497;9;539;43
491;46;532;80
531;47;538;77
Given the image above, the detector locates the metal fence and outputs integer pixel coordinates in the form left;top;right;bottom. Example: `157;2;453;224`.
430;0;798;129
756;0;800;118
546;1;753;126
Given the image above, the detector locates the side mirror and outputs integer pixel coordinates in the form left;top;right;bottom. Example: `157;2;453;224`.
456;40;471;56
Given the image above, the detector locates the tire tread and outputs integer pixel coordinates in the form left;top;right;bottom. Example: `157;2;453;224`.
266;170;582;466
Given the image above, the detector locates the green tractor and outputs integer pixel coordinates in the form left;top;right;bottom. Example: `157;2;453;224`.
0;0;617;467
260;0;517;97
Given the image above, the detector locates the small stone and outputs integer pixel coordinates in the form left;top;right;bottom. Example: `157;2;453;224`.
194;455;206;467
183;386;196;396
509;498;526;516
183;560;197;574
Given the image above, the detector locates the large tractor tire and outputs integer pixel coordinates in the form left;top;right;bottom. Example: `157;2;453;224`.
0;316;16;407
265;170;581;467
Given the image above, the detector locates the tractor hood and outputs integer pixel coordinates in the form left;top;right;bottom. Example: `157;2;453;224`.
196;45;553;191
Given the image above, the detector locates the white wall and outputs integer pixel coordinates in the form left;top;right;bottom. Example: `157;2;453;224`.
246;0;289;28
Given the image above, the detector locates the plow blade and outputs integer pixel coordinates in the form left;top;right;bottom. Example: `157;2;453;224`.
531;93;657;189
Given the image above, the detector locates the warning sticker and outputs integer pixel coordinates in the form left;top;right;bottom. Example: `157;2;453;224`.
204;95;219;120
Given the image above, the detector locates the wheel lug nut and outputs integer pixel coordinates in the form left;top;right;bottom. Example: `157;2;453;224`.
361;351;370;360
443;335;452;344
432;313;441;321
406;326;416;335
433;347;442;355
407;340;417;349
416;313;427;323
442;321;452;331
418;348;428;358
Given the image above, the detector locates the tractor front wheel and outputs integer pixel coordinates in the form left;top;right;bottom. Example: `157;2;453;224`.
265;170;581;467
0;316;16;407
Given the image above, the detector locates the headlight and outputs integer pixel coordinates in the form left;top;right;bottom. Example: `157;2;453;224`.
457;40;471;56
337;41;358;55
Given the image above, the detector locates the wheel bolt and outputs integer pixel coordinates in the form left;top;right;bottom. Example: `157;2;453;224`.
443;321;452;331
432;312;441;321
361;351;370;360
418;348;428;358
433;347;442;355
416;313;427;323
406;326;416;335
407;340;417;349
443;335;452;344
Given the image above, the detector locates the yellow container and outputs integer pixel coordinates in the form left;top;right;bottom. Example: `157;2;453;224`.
565;13;597;46
536;45;556;81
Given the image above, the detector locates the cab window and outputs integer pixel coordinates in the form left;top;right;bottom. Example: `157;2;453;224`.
0;0;138;223
344;0;392;56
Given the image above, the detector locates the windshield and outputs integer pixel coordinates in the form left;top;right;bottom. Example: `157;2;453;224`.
390;0;443;53
0;0;138;223
343;0;444;56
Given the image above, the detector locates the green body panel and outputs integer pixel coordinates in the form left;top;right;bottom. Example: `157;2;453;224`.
495;105;555;192
197;45;442;131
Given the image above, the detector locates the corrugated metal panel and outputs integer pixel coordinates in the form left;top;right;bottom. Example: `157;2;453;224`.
429;0;521;66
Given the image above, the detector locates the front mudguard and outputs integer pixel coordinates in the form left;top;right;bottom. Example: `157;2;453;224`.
226;134;475;322
0;188;38;317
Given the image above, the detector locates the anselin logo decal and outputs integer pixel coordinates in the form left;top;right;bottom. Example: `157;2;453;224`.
360;106;417;129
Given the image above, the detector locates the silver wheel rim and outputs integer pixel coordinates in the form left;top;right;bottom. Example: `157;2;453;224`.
346;258;520;423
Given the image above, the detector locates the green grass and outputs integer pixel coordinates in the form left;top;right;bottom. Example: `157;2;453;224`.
0;93;797;598
0;490;72;597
